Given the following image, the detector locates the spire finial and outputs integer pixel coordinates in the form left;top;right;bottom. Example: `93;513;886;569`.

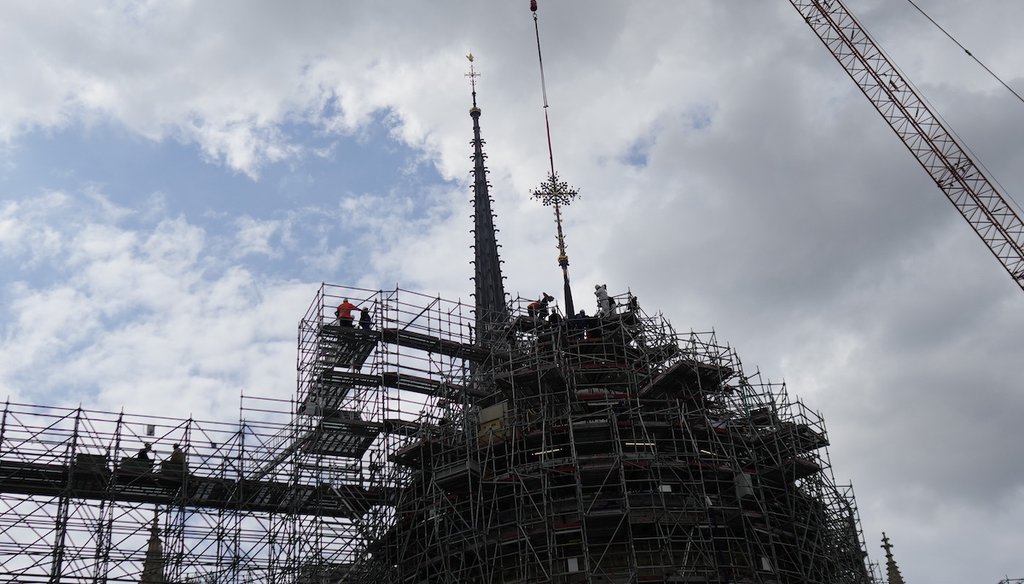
528;0;577;317
465;53;480;109
881;532;907;584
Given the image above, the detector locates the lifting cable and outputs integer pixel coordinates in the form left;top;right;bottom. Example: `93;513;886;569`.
903;0;1024;107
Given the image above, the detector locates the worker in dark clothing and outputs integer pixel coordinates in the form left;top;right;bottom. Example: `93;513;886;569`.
336;298;356;327
169;444;186;465
627;294;639;312
137;443;153;461
569;310;587;339
358;307;373;330
622;294;641;326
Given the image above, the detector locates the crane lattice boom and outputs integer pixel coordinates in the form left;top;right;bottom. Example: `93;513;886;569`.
791;0;1024;292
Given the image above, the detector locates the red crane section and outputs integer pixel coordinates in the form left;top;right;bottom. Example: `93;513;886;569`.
790;0;1024;292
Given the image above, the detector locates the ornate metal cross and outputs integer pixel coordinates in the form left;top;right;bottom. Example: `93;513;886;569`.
531;171;579;208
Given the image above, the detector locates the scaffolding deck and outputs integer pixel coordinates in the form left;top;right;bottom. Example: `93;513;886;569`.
380;327;490;362
0;460;387;518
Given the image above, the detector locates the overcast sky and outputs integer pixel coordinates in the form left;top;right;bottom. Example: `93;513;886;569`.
1;1;1023;581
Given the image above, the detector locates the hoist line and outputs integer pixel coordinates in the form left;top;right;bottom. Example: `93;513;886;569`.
903;0;1024;107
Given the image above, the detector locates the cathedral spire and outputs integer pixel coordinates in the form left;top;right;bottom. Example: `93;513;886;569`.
140;509;165;583
881;532;906;584
466;54;508;342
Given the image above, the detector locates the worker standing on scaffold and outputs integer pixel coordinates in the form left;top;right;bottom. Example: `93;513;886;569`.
169;443;186;465
527;292;554;319
336;298;356;327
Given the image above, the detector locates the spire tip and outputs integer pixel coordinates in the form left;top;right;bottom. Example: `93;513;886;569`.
465;52;481;109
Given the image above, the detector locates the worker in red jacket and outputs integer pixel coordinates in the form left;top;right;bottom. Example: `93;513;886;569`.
336;298;357;327
527;292;554;319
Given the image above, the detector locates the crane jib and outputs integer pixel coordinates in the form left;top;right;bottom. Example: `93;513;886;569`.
790;0;1024;291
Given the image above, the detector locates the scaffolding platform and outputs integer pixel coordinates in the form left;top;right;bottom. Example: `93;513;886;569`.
318;369;380;388
759;456;823;484
382;418;424;436
305;415;382;459
433;459;480;493
381;371;485;398
773;420;830;453
0;459;384;518
639;358;735;397
494;362;567;396
381;327;490;362
390;437;439;468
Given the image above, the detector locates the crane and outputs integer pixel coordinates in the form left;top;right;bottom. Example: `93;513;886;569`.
789;0;1024;293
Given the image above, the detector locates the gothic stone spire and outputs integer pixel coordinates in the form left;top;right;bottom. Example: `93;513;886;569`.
881;532;906;584
467;54;508;341
140;511;165;583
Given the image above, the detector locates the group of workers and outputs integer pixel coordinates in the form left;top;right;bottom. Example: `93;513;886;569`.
334;289;635;335
524;286;640;340
335;298;373;330
136;442;186;465
527;287;638;320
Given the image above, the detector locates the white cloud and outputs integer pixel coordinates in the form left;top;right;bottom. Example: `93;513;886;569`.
0;193;68;265
0;190;308;418
233;215;283;258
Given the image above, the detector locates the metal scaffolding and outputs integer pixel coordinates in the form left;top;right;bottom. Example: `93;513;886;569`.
0;283;880;583
369;287;880;583
0;398;299;582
